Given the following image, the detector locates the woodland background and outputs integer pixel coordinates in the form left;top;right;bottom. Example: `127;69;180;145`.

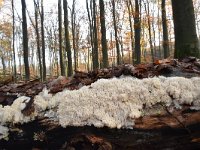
0;0;199;81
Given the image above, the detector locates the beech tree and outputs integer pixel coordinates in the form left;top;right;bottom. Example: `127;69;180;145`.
172;0;200;58
112;0;121;65
41;0;46;80
21;0;30;80
34;0;42;80
144;0;154;62
58;0;65;76
126;0;134;64
63;0;73;76
161;0;169;58
71;0;77;71
92;0;99;69
134;0;141;64
99;0;108;68
11;0;16;81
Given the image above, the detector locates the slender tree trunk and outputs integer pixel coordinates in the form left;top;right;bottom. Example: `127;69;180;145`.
195;12;200;38
96;6;102;68
161;0;170;58
120;35;124;64
75;25;80;68
127;0;134;64
1;55;6;76
11;0;17;81
86;0;96;70
172;0;200;58
21;0;30;80
63;0;73;76
157;0;161;58
34;0;43;80
71;0;77;71
144;0;154;62
168;19;173;52
92;0;99;69
41;0;46;80
134;0;141;64
151;4;156;57
112;0;121;65
87;46;90;71
86;0;94;64
58;0;65;76
99;0;108;68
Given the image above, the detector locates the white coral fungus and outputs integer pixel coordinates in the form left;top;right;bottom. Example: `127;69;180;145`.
58;77;200;129
0;77;199;129
0;125;9;140
0;96;34;124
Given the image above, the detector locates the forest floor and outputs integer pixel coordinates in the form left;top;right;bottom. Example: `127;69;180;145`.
0;57;200;150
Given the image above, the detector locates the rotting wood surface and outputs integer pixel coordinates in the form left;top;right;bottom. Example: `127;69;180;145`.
0;57;200;149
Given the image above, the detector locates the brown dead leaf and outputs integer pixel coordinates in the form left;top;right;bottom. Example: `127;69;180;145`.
85;135;104;144
191;138;200;143
154;59;171;65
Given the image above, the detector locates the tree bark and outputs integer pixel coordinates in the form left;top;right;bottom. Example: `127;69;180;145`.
21;0;30;80
41;0;46;80
99;0;109;68
92;0;99;69
144;0;154;62
58;0;66;76
134;0;141;64
71;0;78;71
1;56;6;76
172;0;200;58
86;0;93;68
157;0;162;58
11;0;17;81
127;0;135;64
161;0;170;58
63;0;73;76
34;0;43;80
112;0;121;65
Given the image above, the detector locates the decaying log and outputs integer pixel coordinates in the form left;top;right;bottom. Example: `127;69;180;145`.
0;105;199;149
0;58;200;149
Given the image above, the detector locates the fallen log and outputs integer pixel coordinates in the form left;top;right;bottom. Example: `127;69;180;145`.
0;58;200;149
0;107;199;149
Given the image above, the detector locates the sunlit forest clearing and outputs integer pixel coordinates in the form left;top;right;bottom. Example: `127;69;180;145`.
0;0;200;149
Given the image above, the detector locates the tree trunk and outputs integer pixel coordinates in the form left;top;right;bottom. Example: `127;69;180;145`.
99;0;109;68
161;0;170;58
34;0;43;80
127;0;135;64
1;56;6;76
58;0;65;76
157;0;162;58
112;0;121;65
86;0;94;68
75;25;80;68
92;0;99;69
71;0;77;71
172;0;200;58
151;3;156;58
63;0;73;76
11;0;17;81
21;0;30;80
134;0;141;64
41;0;46;80
144;0;154;62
